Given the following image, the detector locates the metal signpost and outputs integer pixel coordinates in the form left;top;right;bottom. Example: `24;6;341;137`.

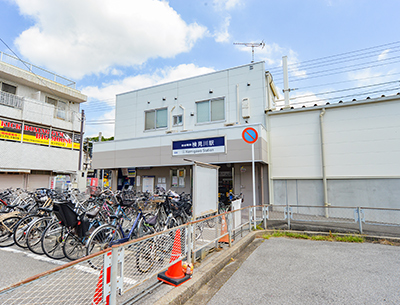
242;127;258;226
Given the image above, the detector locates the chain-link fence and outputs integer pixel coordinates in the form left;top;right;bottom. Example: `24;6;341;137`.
1;204;399;304
0;250;108;305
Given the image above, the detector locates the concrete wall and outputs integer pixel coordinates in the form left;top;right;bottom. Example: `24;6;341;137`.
0;141;79;173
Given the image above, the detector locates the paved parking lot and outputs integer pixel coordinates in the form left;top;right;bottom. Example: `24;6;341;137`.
207;238;400;304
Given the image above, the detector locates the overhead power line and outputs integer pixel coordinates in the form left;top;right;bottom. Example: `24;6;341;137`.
268;40;400;73
289;80;399;101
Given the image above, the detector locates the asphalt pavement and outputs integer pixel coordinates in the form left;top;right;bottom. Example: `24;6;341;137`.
206;238;400;304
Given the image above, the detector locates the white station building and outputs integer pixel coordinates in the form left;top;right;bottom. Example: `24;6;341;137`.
93;61;400;209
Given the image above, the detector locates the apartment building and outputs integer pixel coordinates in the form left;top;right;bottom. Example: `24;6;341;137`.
0;51;87;190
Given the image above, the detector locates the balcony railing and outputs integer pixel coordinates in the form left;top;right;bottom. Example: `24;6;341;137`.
0;51;76;89
0;91;24;109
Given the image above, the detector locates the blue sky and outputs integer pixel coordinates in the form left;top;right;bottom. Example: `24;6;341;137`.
1;0;400;137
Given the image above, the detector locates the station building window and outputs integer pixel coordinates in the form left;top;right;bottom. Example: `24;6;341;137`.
145;108;168;130
196;98;225;123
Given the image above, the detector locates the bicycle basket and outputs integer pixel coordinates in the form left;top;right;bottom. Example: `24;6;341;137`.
53;201;78;227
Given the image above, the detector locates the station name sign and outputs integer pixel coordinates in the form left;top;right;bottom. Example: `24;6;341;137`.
172;136;225;156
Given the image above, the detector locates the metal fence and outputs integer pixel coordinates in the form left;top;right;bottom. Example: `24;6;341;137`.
0;51;76;89
256;204;400;237
0;211;251;305
0;204;399;304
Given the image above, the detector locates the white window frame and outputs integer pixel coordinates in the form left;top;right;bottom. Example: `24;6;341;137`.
1;82;17;95
144;107;168;131
196;97;225;124
46;96;68;120
173;114;183;126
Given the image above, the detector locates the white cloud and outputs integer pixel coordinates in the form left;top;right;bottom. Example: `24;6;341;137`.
213;0;242;10
211;0;243;43
12;0;207;79
378;49;390;61
82;63;215;102
214;16;231;43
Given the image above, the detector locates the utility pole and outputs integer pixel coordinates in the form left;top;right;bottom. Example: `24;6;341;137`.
282;56;290;108
78;109;85;170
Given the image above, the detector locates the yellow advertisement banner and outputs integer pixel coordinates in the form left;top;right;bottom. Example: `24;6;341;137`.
23;124;50;146
0;119;22;142
22;133;50;145
0;130;21;141
1;119;79;150
73;142;80;150
50;130;73;149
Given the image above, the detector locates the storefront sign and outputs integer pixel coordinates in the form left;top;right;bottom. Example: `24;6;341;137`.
23;124;50;146
172;136;225;156
1;118;79;150
50;129;73;149
0;118;22;142
127;168;136;177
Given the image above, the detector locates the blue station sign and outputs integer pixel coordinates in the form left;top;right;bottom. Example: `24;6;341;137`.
172;136;226;156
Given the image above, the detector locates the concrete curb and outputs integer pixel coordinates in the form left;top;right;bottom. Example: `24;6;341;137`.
153;231;257;305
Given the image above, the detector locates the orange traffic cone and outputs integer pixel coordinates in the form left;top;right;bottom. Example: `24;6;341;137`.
219;214;232;244
92;267;103;305
158;229;191;286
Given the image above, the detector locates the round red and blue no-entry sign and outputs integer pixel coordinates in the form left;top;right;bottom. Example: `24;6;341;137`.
242;127;258;144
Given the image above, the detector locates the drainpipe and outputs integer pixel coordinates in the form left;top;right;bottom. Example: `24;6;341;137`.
319;108;330;217
236;84;240;124
179;104;186;131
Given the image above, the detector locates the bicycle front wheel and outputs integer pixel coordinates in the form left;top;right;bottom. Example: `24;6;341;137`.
86;225;122;256
41;221;65;259
13;215;39;248
86;225;122;269
0;216;21;247
63;233;86;261
26;217;53;255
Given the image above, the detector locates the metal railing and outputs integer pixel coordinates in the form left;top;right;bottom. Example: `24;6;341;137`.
0;90;24;109
0;51;76;89
258;204;400;237
0;204;399;304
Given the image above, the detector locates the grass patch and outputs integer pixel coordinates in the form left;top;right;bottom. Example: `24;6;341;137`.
262;230;364;243
335;235;364;243
252;224;265;231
